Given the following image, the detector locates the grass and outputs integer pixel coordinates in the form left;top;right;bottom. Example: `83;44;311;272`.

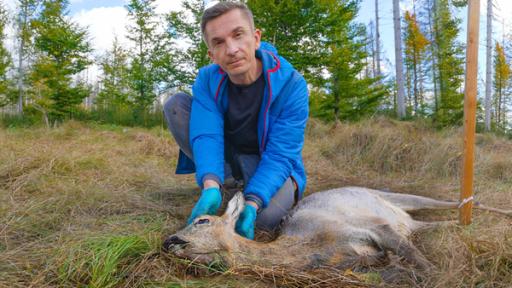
58;234;156;287
1;117;511;287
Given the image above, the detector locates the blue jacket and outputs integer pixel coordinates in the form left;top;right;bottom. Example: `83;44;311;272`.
176;42;309;208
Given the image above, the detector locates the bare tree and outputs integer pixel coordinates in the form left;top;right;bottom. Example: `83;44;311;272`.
375;0;381;77
427;0;439;113
485;0;493;131
368;20;376;77
393;0;406;118
15;0;40;115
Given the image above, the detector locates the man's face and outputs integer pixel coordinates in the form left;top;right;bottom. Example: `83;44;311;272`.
205;9;261;83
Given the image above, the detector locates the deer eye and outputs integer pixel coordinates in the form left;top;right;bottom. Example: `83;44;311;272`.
195;218;210;225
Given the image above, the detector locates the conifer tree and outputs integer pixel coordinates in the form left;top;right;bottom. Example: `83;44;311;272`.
249;0;386;121
0;3;12;108
29;0;91;121
425;0;439;114
432;0;464;126
14;0;41;114
96;37;131;109
320;0;386;122
165;0;209;87
484;0;493;131
493;42;510;130
404;11;429;115
393;0;406;119
247;0;329;87
126;0;168;111
374;0;381;78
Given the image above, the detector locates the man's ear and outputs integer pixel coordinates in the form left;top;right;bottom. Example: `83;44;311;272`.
207;50;215;63
222;192;245;227
254;29;261;50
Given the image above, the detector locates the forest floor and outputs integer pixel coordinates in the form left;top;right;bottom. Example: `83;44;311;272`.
1;118;511;287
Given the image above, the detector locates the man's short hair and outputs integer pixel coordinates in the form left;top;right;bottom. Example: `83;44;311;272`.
201;1;255;42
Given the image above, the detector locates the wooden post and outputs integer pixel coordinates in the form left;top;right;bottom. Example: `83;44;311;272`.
459;0;480;225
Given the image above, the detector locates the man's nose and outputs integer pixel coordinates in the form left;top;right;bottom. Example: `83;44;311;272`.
162;235;188;252
225;39;239;56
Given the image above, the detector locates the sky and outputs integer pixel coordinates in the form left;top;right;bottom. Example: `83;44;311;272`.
2;0;512;84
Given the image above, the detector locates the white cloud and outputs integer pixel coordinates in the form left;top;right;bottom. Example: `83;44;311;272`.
69;2;186;83
154;0;183;14
72;6;130;54
71;1;185;55
2;0;16;10
489;0;512;27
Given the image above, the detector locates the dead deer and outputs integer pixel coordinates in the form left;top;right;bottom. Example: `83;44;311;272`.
163;187;511;271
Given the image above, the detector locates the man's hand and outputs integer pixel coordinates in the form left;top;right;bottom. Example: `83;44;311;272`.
187;187;222;225
235;202;258;239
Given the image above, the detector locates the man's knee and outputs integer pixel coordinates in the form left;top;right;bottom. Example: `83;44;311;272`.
255;178;296;231
163;92;191;119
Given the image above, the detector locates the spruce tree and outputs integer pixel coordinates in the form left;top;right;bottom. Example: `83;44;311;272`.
126;0;166;111
0;3;12;108
493;42;510;131
393;0;406;119
433;0;464;126
96;37;131;109
14;0;41;114
320;0;386;122
165;0;209;87
30;0;91;121
403;11;429;115
249;0;386;121
247;0;328;87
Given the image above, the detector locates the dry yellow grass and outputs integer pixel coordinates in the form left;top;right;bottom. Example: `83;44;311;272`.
0;118;511;287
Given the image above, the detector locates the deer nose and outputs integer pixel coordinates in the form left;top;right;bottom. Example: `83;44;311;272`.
162;235;188;252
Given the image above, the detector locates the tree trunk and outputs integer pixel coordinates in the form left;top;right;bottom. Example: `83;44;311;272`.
497;87;502;126
16;5;29;115
393;0;406;118
17;41;24;115
375;0;381;77
428;0;439;114
413;58;418;114
139;31;145;106
484;0;492;131
369;21;376;77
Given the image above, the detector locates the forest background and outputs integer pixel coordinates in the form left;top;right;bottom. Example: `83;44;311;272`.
0;0;511;135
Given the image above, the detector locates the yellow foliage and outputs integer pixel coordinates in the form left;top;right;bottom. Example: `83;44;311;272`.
404;11;429;60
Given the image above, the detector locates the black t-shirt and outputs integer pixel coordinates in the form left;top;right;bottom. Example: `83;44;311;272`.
224;73;265;155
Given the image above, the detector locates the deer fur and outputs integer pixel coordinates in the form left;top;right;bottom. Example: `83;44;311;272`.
163;186;511;271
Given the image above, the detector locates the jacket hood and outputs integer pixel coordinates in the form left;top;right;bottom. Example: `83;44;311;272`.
259;41;278;55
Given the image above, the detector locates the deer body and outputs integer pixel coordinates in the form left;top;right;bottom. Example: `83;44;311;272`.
164;186;511;271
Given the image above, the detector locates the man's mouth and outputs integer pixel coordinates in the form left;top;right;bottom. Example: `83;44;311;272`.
229;59;243;66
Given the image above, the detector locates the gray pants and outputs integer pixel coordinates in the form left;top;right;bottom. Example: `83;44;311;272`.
163;92;297;231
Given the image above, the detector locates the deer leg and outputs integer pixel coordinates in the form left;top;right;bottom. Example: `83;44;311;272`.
335;251;389;271
371;224;434;271
369;189;512;217
409;219;457;233
368;190;458;212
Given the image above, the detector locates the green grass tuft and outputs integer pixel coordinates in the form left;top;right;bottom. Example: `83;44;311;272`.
58;234;158;287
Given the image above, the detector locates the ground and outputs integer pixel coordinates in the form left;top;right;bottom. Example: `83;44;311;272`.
1;118;511;287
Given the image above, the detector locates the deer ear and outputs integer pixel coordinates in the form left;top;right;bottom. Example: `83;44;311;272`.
222;192;245;227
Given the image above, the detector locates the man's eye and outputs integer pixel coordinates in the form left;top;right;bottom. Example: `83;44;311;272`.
195;219;210;225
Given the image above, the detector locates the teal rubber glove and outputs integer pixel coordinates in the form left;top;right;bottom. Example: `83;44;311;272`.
235;205;257;239
187;187;222;225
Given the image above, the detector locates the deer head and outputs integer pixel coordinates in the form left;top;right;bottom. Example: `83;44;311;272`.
163;192;246;264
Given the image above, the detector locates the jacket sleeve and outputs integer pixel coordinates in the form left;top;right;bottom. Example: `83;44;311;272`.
189;69;225;188
244;73;309;208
